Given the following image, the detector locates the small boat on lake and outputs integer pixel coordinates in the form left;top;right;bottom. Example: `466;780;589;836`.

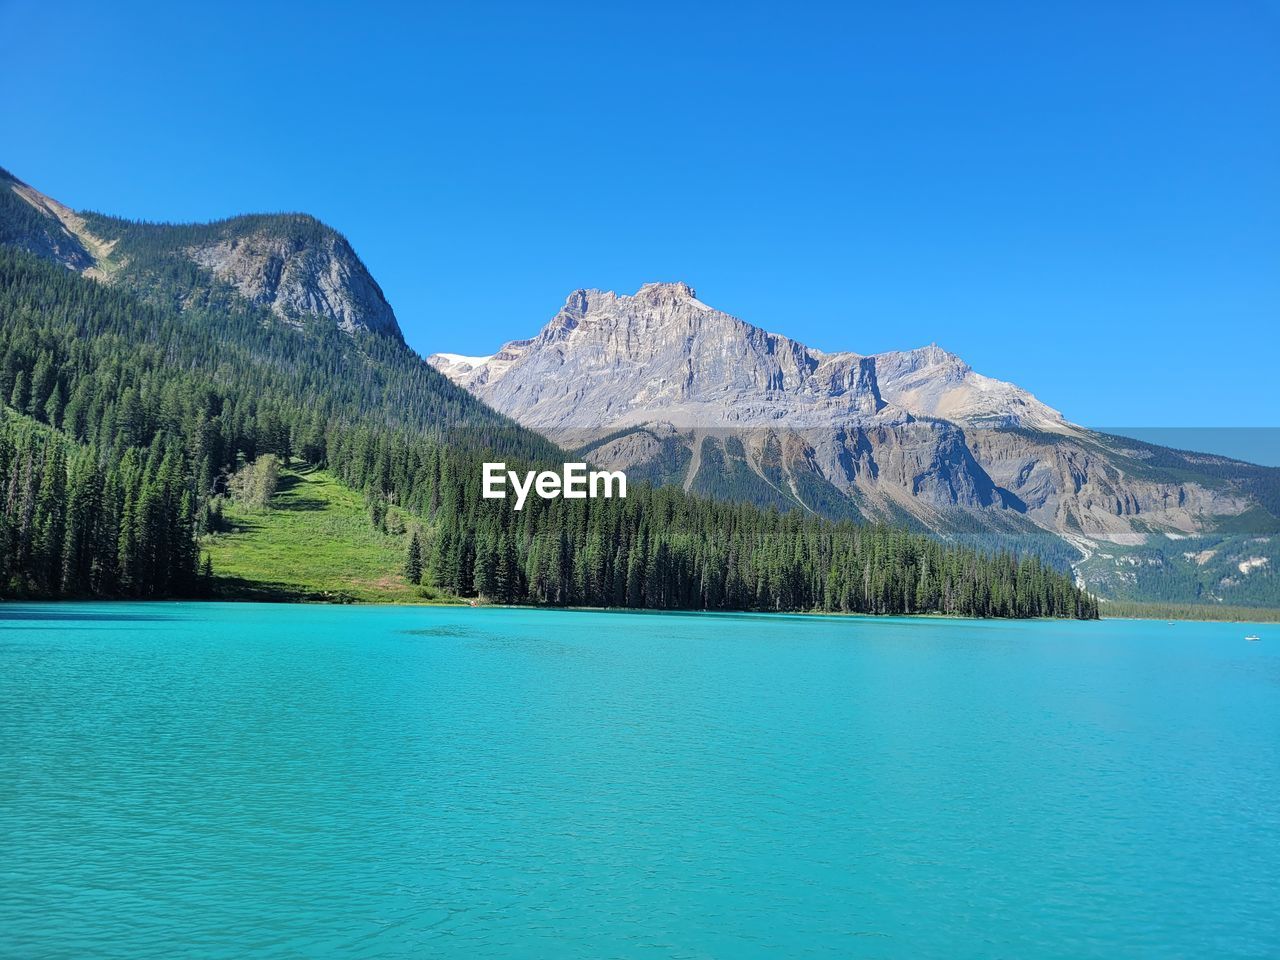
1245;634;1261;641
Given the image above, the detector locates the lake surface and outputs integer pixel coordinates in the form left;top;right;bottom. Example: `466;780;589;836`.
2;604;1277;959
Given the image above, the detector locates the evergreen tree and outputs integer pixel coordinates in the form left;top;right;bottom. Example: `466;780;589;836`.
404;530;423;584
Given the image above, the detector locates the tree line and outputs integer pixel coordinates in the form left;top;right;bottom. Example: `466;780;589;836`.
329;427;1097;617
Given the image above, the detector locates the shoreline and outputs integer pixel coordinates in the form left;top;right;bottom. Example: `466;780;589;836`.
3;596;1276;625
1100;613;1279;625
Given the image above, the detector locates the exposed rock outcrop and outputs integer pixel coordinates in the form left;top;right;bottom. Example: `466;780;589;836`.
187;219;401;339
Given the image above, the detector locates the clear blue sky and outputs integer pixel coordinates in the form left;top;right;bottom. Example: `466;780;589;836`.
2;0;1277;431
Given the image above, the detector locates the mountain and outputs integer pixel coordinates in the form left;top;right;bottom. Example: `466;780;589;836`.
430;283;1009;524
1;166;401;340
0;166;549;446
0;166;1093;617
0;166;99;271
430;282;1280;602
89;212;404;340
872;344;1068;431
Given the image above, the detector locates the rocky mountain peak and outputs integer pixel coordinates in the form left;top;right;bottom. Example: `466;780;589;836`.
557;282;703;322
432;279;1263;547
901;343;967;370
636;280;698;302
873;343;1066;430
185;215;403;340
429;282;886;433
556;288;616;324
427;284;1173;542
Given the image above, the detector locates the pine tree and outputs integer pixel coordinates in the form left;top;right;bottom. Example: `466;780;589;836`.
404;530;423;584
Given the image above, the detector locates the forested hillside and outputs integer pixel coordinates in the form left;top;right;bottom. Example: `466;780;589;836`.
0;227;1095;617
326;426;1096;616
0;409;199;597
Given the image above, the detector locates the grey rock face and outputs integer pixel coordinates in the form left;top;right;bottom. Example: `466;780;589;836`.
188;221;401;339
433;282;885;434
431;282;1261;543
965;428;1248;543
874;345;1067;430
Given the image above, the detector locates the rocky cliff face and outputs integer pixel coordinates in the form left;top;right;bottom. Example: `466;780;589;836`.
434;282;884;435
1;169;402;340
186;217;401;338
874;345;1068;431
431;282;1266;543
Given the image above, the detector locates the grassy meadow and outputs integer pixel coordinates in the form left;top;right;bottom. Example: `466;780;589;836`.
203;465;437;603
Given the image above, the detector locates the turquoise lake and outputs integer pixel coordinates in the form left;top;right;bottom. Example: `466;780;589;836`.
1;603;1277;958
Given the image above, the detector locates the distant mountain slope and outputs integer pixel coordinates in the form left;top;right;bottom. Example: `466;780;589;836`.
430;282;1280;604
1075;532;1278;609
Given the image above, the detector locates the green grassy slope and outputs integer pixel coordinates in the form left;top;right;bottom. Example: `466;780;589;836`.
203;465;435;603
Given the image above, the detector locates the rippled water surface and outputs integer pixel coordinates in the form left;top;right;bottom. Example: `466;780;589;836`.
2;604;1277;958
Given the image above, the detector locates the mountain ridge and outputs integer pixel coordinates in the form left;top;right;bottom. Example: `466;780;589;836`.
431;282;1070;433
1;167;404;341
429;281;1276;557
